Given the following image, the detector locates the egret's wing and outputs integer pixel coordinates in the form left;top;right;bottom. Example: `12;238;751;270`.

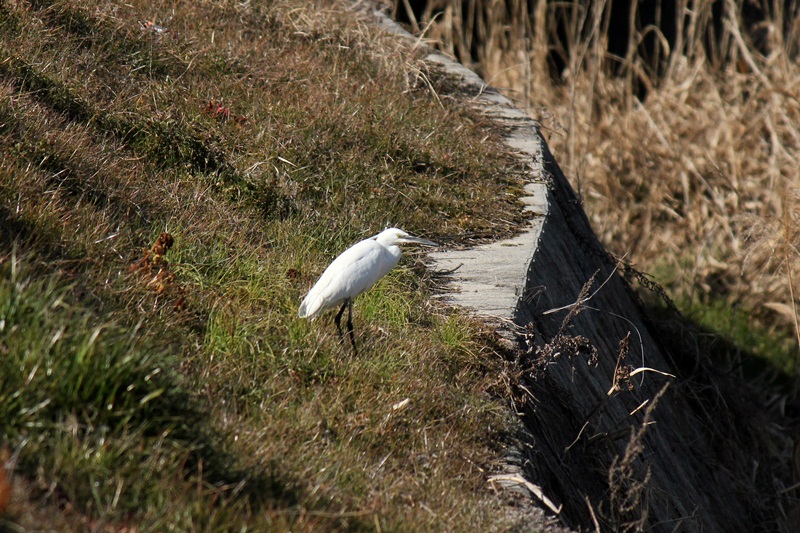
298;239;387;319
340;246;392;296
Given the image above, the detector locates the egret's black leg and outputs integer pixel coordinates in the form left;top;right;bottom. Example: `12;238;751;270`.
346;300;357;355
334;300;348;343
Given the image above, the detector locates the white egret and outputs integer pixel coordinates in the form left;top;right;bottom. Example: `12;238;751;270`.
298;228;438;353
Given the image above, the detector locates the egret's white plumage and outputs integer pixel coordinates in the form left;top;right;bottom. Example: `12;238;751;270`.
298;228;438;351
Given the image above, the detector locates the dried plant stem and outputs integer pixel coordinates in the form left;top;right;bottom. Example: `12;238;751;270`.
782;203;800;365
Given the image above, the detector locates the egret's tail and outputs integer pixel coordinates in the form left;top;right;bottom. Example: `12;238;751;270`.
297;293;321;319
298;298;310;318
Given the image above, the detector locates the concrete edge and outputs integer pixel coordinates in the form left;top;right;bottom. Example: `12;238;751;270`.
370;9;550;328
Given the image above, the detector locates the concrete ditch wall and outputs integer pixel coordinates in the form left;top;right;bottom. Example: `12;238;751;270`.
375;9;788;532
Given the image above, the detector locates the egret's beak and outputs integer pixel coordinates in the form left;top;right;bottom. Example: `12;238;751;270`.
400;236;439;247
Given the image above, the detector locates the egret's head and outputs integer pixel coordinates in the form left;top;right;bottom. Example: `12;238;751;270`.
375;227;438;248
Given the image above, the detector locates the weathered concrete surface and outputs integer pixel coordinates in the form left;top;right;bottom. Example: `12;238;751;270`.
427;179;547;318
374;8;789;533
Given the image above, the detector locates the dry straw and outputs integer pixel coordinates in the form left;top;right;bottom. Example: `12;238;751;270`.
409;0;800;359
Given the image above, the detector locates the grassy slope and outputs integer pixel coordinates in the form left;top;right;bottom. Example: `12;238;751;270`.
0;1;536;530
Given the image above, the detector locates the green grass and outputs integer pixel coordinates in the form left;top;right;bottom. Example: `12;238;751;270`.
671;294;798;376
647;256;798;375
0;253;294;531
0;0;530;530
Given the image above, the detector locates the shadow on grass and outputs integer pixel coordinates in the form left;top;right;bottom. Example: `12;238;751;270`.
0;244;371;529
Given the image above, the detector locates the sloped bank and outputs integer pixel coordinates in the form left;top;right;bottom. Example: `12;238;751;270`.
375;9;794;532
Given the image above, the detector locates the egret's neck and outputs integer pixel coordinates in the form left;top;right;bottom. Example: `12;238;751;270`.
384;244;402;262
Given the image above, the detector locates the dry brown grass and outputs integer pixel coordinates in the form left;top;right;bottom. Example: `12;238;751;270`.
409;0;800;367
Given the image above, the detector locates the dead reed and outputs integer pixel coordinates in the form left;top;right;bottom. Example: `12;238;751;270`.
408;0;800;366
